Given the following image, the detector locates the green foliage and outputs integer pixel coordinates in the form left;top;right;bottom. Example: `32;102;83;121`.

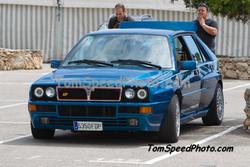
183;0;250;23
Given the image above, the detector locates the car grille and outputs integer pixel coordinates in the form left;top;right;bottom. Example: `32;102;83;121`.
90;88;121;101
57;87;122;101
58;105;116;117
57;87;87;100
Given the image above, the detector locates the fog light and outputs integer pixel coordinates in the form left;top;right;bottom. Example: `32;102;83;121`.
28;104;37;112
40;117;49;124
129;118;138;126
139;107;152;114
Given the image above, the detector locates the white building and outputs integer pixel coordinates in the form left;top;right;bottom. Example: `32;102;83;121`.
0;0;249;61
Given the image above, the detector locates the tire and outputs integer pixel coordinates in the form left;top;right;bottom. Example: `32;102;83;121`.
31;122;55;139
202;84;224;126
159;95;180;143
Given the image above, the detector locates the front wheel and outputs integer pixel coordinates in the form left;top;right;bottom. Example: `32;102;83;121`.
202;84;224;125
159;95;180;143
31;122;55;139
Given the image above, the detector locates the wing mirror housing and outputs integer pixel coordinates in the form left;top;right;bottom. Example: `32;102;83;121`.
51;60;62;69
178;61;197;70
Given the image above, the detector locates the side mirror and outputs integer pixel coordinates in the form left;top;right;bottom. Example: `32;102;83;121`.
51;60;62;69
179;61;197;70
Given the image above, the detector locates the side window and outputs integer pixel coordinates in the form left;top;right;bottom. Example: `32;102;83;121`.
174;37;183;61
173;37;192;61
192;35;210;61
183;36;204;64
197;45;207;62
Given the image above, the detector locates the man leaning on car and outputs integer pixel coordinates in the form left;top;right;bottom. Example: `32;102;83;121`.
195;3;218;53
108;3;134;29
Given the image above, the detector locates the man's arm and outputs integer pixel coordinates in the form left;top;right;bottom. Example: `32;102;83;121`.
199;17;218;36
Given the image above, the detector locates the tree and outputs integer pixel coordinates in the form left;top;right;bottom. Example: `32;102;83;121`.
183;0;250;23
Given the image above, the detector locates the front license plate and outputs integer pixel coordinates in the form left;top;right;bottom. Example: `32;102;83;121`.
73;121;103;131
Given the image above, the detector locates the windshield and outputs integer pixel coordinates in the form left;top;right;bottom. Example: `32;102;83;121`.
62;34;173;68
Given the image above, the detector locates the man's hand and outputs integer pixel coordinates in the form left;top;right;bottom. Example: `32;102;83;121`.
199;17;218;36
199;17;205;26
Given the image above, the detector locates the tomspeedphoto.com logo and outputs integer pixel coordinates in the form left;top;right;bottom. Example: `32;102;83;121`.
148;144;234;154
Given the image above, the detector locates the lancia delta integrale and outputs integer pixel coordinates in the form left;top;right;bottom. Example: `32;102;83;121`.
28;21;224;143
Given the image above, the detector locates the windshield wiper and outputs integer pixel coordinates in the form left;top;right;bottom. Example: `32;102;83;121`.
110;59;161;69
68;59;113;67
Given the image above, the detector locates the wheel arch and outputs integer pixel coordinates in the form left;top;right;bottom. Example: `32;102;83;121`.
218;80;223;89
175;89;182;107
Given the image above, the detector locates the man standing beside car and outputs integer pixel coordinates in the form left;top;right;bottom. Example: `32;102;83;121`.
195;3;218;53
108;3;134;29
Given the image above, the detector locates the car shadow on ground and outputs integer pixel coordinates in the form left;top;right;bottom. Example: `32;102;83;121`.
4;121;210;148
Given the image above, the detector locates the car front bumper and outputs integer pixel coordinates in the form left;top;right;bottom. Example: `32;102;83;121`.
28;101;170;132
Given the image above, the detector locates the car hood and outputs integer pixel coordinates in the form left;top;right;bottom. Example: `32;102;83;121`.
34;67;174;87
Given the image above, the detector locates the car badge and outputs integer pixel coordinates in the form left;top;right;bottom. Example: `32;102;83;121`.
62;92;69;97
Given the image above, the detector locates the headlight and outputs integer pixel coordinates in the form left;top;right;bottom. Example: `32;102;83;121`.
45;87;55;98
137;89;147;99
125;88;135;99
34;87;44;98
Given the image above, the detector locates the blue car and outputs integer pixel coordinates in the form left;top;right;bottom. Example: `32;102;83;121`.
28;21;224;143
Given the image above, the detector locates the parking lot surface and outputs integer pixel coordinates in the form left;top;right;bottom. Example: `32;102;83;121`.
0;65;250;167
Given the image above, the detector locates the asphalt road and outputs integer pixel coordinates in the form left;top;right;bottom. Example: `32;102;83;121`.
0;65;250;167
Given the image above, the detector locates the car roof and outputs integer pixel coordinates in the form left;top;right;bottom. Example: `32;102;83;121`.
89;28;192;36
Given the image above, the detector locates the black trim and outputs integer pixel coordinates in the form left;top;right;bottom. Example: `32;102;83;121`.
119;106;140;114
58;105;116;117
36;105;56;112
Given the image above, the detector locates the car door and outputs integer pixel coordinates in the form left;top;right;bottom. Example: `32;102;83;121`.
192;35;218;109
174;35;201;115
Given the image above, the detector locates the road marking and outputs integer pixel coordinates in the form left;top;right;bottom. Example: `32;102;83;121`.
0;82;31;85
41;72;51;75
89;158;144;165
0;72;50;76
0;100;26;102
0;121;29;124
224;83;250;92
28;155;41;160
89;124;242;165
192;124;242;145
0;134;31;144
74;160;81;162
0;102;26;109
223;118;236;121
